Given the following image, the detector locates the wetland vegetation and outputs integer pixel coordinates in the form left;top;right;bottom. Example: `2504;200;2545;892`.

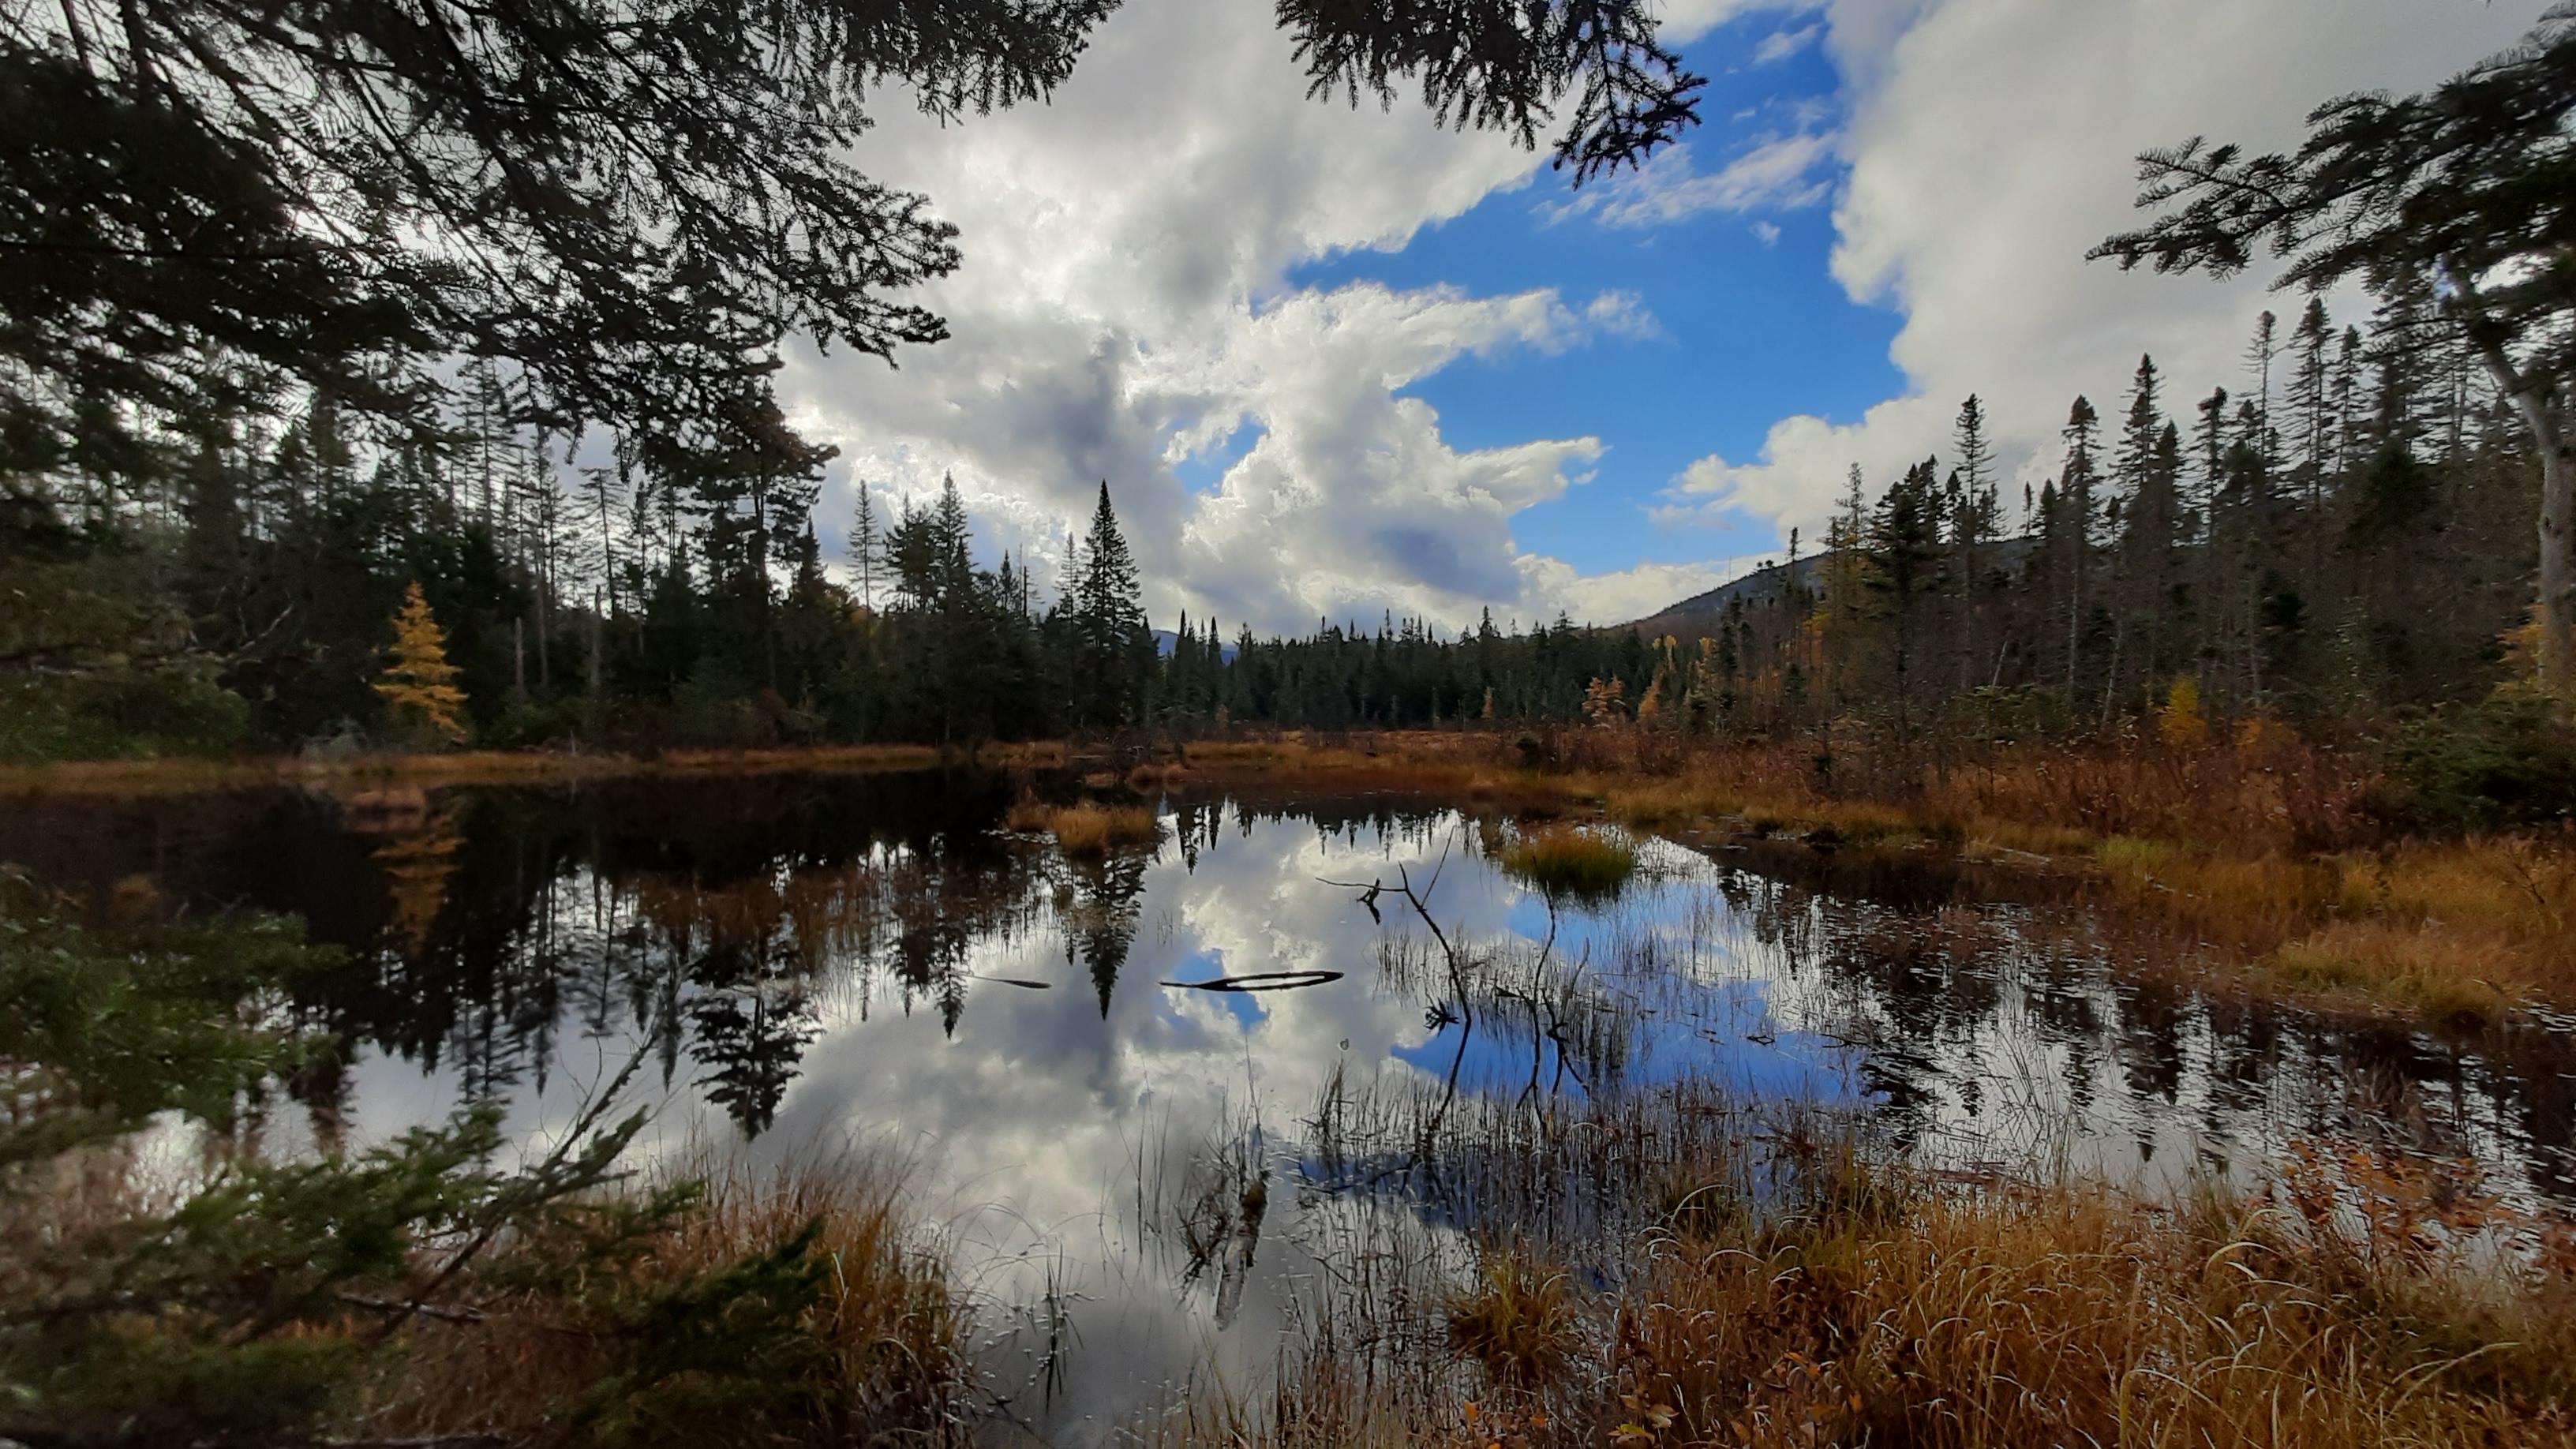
5;758;2574;1445
6;0;2576;1440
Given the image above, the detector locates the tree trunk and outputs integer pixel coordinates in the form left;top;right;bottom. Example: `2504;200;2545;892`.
2475;344;2573;693
2538;411;2574;691
2451;271;2573;698
2065;536;2084;704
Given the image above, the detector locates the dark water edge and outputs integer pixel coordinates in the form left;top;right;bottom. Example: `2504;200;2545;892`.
6;769;2572;1441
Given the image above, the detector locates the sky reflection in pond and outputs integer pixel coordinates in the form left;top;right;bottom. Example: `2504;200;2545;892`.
6;773;2573;1441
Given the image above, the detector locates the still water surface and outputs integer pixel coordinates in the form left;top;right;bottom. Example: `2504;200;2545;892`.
9;771;2572;1440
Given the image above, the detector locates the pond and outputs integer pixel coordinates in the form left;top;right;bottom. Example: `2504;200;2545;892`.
7;770;2573;1443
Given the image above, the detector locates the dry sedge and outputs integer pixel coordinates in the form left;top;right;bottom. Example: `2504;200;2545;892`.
1175;731;2574;1023
1588;1167;2576;1449
1002;792;1055;833
1039;801;1162;858
20;724;2570;1021
356;1149;969;1447
1128;761;1189;791
2266;920;2518;1025
1193;1147;2576;1449
1445;1250;1579;1387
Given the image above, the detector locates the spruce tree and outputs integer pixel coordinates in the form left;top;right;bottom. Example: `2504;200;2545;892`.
1870;458;1944;736
2059;395;2102;702
1951;395;1999;695
2115;357;2166;498
1071;481;1148;731
5;0;1702;489
2110;358;2174;691
2132;422;2185;681
907;474;993;744
2286;298;2335;527
850;481;883;612
2243;310;2278;462
1820;463;1874;722
2094;7;2576;691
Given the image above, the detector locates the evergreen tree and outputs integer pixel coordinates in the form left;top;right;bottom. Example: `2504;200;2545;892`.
2110;358;2176;695
1070;481;1149;732
850;481;883;613
2095;7;2576;690
2286;297;2335;534
1821;462;1874;714
2;0;1703;493
2242;309;2279;465
1871;458;1945;737
2059;395;2102;702
2129;423;2185;684
1951;395;2000;695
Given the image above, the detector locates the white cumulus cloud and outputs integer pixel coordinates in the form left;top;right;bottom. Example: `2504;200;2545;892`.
1662;0;2548;544
769;0;2544;635
774;0;1691;635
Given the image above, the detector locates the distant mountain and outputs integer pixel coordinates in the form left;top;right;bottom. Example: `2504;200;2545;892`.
1154;628;1239;662
1629;554;1823;639
1630;536;2037;638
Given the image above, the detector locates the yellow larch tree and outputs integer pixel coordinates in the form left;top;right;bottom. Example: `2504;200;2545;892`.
375;582;469;746
2155;675;2207;749
1582;676;1627;725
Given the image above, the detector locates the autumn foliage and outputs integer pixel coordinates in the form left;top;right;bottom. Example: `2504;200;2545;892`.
374;582;469;746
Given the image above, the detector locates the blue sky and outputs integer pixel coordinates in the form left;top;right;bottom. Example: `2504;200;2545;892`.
784;0;2543;637
1284;17;1904;579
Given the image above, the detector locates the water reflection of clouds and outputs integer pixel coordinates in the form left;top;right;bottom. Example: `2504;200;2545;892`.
1392;1002;1859;1106
50;782;2570;1443
711;814;1485;1434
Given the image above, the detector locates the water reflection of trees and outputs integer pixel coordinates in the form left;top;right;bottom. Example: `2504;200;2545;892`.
1057;852;1148;1018
57;772;1050;1136
8;779;2574;1199
294;777;1492;1132
389;845;1062;1134
298;782;1198;1132
1697;846;2576;1199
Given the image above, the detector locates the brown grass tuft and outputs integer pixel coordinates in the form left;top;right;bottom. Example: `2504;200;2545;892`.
1190;1139;2576;1449
1127;762;1189;791
1002;792;1054;833
1036;801;1161;858
1446;1250;1579;1387
360;1148;968;1447
1592;1156;2576;1449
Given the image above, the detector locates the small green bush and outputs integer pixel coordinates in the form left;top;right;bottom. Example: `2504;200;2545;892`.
476;695;589;751
0;667;249;763
2379;686;2576;831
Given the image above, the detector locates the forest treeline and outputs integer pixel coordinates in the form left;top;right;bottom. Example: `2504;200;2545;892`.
1661;295;2542;747
3;1;2571;782
0;0;1707;760
0;283;2544;763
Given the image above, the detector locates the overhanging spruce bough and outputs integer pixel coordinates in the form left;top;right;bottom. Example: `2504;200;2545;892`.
2092;6;2576;692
